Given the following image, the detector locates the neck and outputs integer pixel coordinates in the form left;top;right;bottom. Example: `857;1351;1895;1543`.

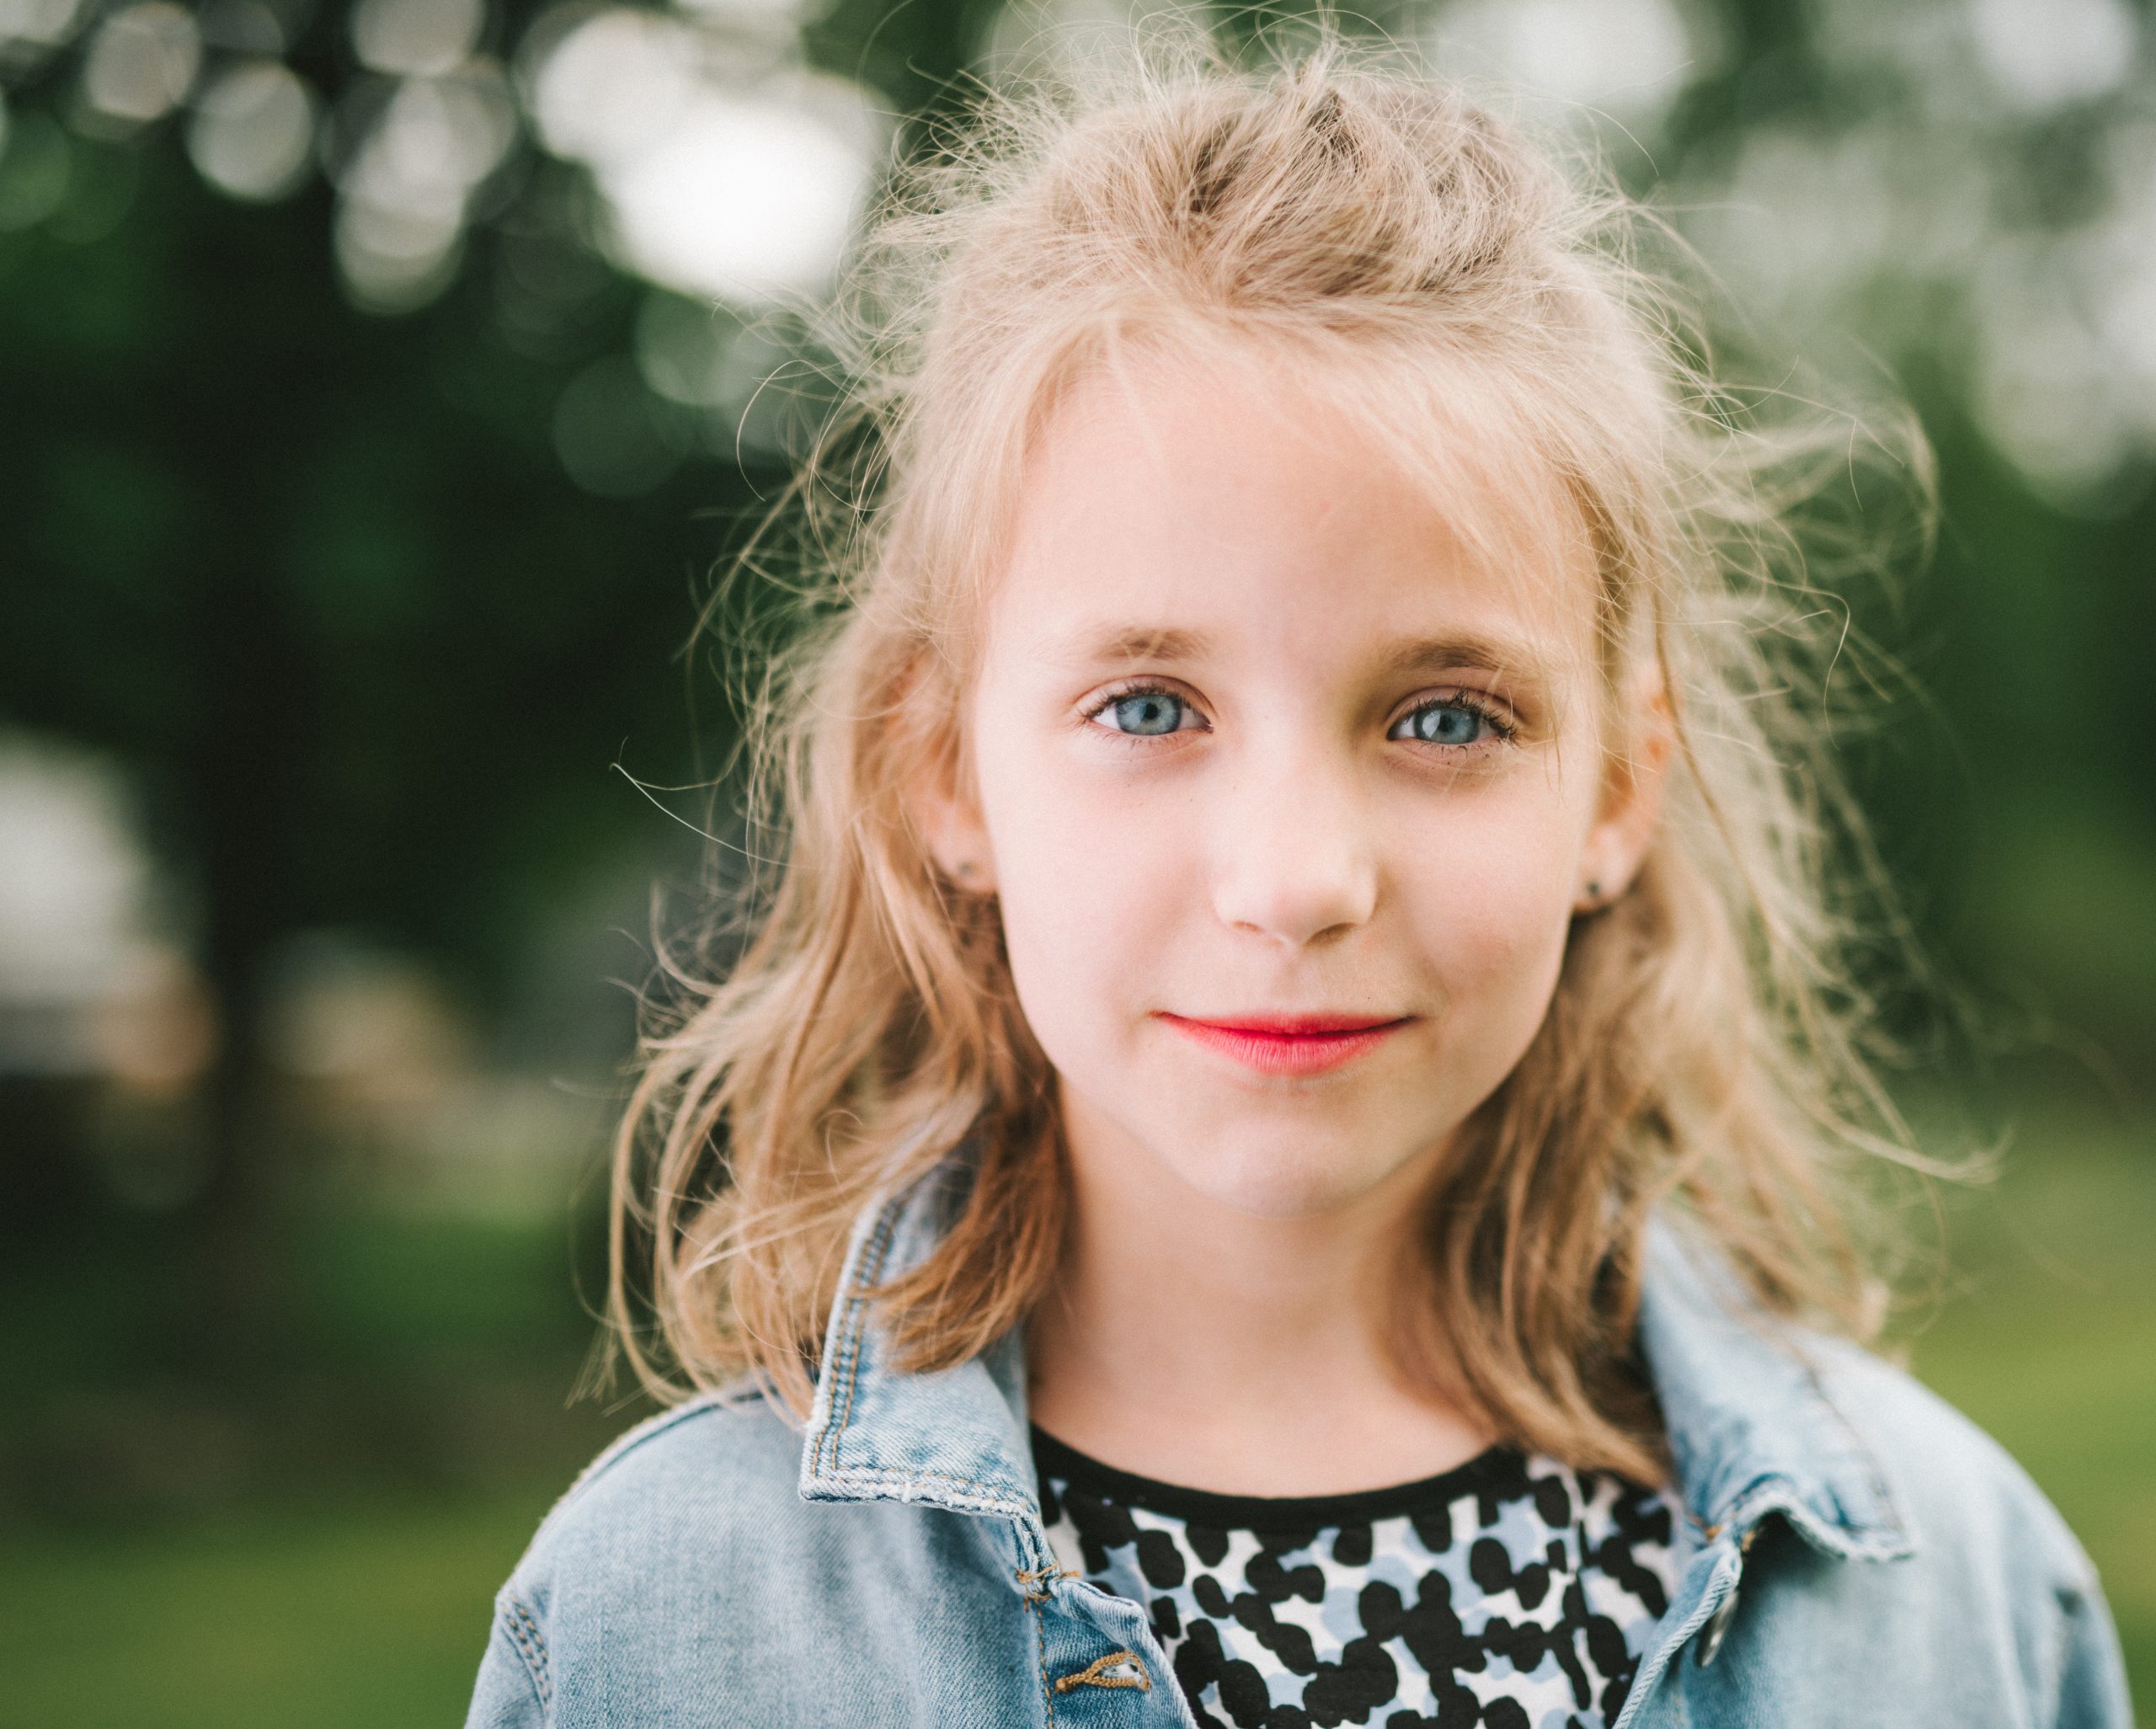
1022;1089;1495;1497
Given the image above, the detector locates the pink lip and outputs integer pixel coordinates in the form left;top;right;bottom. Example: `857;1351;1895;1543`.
1157;1011;1413;1075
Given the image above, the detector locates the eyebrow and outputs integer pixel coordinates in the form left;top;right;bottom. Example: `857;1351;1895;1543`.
1055;625;1212;666
1376;630;1558;684
1054;623;1561;684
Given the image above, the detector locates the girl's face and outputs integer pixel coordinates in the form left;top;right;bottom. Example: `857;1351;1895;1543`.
917;349;1665;1222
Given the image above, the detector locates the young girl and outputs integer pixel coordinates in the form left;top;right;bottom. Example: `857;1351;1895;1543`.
467;30;2132;1729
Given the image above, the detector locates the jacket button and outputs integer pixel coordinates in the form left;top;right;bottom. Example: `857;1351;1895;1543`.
1696;1576;1741;1667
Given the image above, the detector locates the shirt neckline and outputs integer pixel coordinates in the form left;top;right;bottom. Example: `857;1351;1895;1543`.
802;1153;1916;1561
1029;1420;1531;1532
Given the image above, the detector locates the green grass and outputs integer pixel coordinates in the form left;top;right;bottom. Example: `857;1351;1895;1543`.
1898;1107;2156;1718
0;1487;555;1729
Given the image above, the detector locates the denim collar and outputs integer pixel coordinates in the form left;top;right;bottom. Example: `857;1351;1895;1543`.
797;1150;1913;1577
1632;1215;1912;1561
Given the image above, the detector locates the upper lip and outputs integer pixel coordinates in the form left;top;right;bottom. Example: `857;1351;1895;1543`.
1162;1011;1411;1035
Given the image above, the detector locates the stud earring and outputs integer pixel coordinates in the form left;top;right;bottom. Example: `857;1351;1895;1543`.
1585;878;1602;899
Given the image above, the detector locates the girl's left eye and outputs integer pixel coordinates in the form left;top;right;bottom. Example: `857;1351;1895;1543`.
1084;686;1200;737
1388;696;1509;748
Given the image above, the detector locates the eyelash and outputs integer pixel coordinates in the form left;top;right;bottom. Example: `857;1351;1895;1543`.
1086;680;1207;733
1079;680;1518;750
1388;686;1509;745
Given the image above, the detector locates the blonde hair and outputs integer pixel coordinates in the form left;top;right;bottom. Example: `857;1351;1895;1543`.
604;21;1941;1483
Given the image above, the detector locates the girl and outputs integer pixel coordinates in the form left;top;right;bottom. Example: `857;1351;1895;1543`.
467;29;2132;1729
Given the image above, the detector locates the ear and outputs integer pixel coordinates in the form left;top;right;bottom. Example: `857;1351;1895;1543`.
1575;665;1673;914
905;738;1000;896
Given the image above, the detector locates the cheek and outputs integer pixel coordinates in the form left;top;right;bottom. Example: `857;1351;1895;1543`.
969;729;1181;1050
1395;787;1582;1007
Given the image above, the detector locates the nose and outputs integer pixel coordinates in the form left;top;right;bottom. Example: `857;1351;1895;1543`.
1207;739;1379;947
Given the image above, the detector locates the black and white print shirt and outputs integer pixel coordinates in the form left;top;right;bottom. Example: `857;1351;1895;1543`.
1033;1423;1689;1729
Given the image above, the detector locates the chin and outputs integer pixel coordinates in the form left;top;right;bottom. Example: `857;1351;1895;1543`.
1168;1131;1403;1221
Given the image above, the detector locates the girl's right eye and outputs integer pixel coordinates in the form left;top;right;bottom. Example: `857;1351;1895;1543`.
1083;684;1200;738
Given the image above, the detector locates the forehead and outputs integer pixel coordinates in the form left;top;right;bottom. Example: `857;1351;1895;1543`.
985;339;1601;684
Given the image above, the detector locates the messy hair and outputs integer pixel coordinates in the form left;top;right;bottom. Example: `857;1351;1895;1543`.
604;19;1940;1482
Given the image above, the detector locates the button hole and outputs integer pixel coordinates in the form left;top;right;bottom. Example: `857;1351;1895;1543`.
1053;1651;1152;1694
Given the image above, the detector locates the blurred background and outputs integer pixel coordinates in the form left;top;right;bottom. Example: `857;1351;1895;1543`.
0;0;2149;1721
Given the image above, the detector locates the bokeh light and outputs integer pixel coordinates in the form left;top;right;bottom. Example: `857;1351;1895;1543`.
79;1;200;125
527;7;884;306
1970;0;2137;113
349;0;484;80
596;76;878;303
329;61;519;310
1428;0;1705;119
0;0;89;75
0;737;177;1080
185;59;318;200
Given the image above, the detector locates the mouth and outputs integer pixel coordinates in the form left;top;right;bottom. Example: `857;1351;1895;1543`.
1155;1011;1414;1076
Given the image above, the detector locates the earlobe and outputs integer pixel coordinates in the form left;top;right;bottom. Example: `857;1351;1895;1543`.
1577;678;1673;912
906;755;999;895
891;657;1000;895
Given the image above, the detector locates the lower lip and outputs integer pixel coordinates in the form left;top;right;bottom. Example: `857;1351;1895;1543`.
1158;1015;1412;1076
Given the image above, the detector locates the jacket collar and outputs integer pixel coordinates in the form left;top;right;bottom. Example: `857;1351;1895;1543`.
1635;1216;1911;1560
798;1150;1043;1524
798;1149;1912;1563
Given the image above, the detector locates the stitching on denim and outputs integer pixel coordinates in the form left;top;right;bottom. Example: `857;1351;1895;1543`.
1028;1587;1055;1723
815;1460;1030;1509
1608;1548;1740;1729
501;1593;552;1713
534;1387;747;1541
810;1199;901;1481
1015;1564;1081;1604
832;1204;900;1443
1054;1651;1152;1694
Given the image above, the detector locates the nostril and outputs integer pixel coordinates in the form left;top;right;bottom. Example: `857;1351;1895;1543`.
1211;848;1380;947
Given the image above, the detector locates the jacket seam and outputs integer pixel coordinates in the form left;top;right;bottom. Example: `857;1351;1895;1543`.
563;1395;738;1494
532;1385;760;1542
1028;1588;1055;1724
499;1588;552;1717
813;1461;1032;1514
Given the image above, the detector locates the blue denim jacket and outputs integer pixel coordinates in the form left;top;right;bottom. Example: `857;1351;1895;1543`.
467;1153;2133;1727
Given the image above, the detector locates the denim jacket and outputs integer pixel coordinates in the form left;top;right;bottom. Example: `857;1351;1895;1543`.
467;1153;2133;1727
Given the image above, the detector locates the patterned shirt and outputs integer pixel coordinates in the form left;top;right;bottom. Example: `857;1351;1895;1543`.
1033;1422;1689;1729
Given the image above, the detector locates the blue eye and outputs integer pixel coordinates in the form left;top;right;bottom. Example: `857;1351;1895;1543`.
1097;690;1188;736
1395;700;1497;746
